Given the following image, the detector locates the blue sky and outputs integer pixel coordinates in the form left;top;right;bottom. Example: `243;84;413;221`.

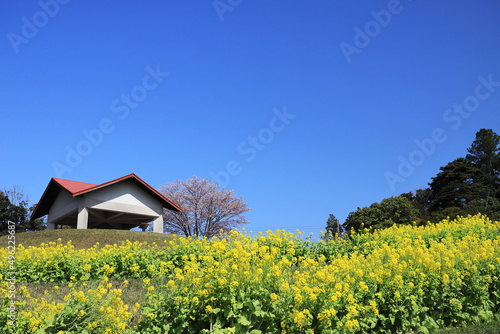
2;0;500;237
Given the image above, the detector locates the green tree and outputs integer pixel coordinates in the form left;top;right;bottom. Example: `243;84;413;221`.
0;188;45;235
0;190;27;235
429;158;486;212
465;128;500;199
343;195;419;233
428;206;468;224
343;205;380;234
466;197;500;221
401;188;433;224
377;195;420;228
323;214;342;239
428;129;500;221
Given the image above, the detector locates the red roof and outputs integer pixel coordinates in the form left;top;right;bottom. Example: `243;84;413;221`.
52;178;96;194
31;173;181;220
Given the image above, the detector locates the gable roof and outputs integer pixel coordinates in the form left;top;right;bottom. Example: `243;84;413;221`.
53;178;96;194
31;173;181;220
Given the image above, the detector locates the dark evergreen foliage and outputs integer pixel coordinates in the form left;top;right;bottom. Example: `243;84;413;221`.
338;128;500;234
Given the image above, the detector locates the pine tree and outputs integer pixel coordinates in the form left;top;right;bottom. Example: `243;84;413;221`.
324;214;342;239
429;158;485;211
429;129;500;220
465;128;500;199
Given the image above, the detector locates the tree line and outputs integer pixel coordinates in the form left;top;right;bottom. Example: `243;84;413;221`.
0;187;45;235
326;128;500;236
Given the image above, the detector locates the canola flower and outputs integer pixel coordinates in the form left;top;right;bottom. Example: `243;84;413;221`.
0;214;498;333
0;277;133;333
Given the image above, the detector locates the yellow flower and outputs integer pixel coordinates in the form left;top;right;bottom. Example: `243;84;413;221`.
74;291;88;301
318;308;337;322
166;280;176;289
102;264;115;275
344;319;360;331
290;309;311;329
359;281;369;292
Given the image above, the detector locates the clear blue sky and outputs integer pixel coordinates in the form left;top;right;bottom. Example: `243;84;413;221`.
2;0;500;237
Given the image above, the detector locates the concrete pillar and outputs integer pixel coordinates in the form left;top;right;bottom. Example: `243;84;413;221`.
153;215;163;233
77;206;89;229
46;214;55;230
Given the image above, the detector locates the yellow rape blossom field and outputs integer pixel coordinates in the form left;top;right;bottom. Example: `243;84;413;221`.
1;214;499;333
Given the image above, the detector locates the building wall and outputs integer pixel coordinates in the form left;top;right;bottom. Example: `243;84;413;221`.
82;180;163;217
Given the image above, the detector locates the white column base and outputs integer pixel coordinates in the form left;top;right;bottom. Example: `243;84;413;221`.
77;206;89;229
153;215;163;233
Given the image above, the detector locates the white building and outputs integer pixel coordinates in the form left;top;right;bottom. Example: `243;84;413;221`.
31;173;181;233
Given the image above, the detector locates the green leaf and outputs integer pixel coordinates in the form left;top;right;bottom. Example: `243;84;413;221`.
238;315;251;327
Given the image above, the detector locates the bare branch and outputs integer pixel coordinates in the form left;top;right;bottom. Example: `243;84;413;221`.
159;176;250;238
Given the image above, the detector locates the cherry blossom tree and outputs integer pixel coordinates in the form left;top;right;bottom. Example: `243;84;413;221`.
159;176;250;238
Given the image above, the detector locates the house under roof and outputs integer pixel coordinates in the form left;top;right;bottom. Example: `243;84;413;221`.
31;173;181;233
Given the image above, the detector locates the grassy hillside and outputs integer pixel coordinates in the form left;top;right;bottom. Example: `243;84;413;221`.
0;229;174;249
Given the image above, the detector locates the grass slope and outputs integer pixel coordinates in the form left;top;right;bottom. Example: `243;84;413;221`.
0;229;174;249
